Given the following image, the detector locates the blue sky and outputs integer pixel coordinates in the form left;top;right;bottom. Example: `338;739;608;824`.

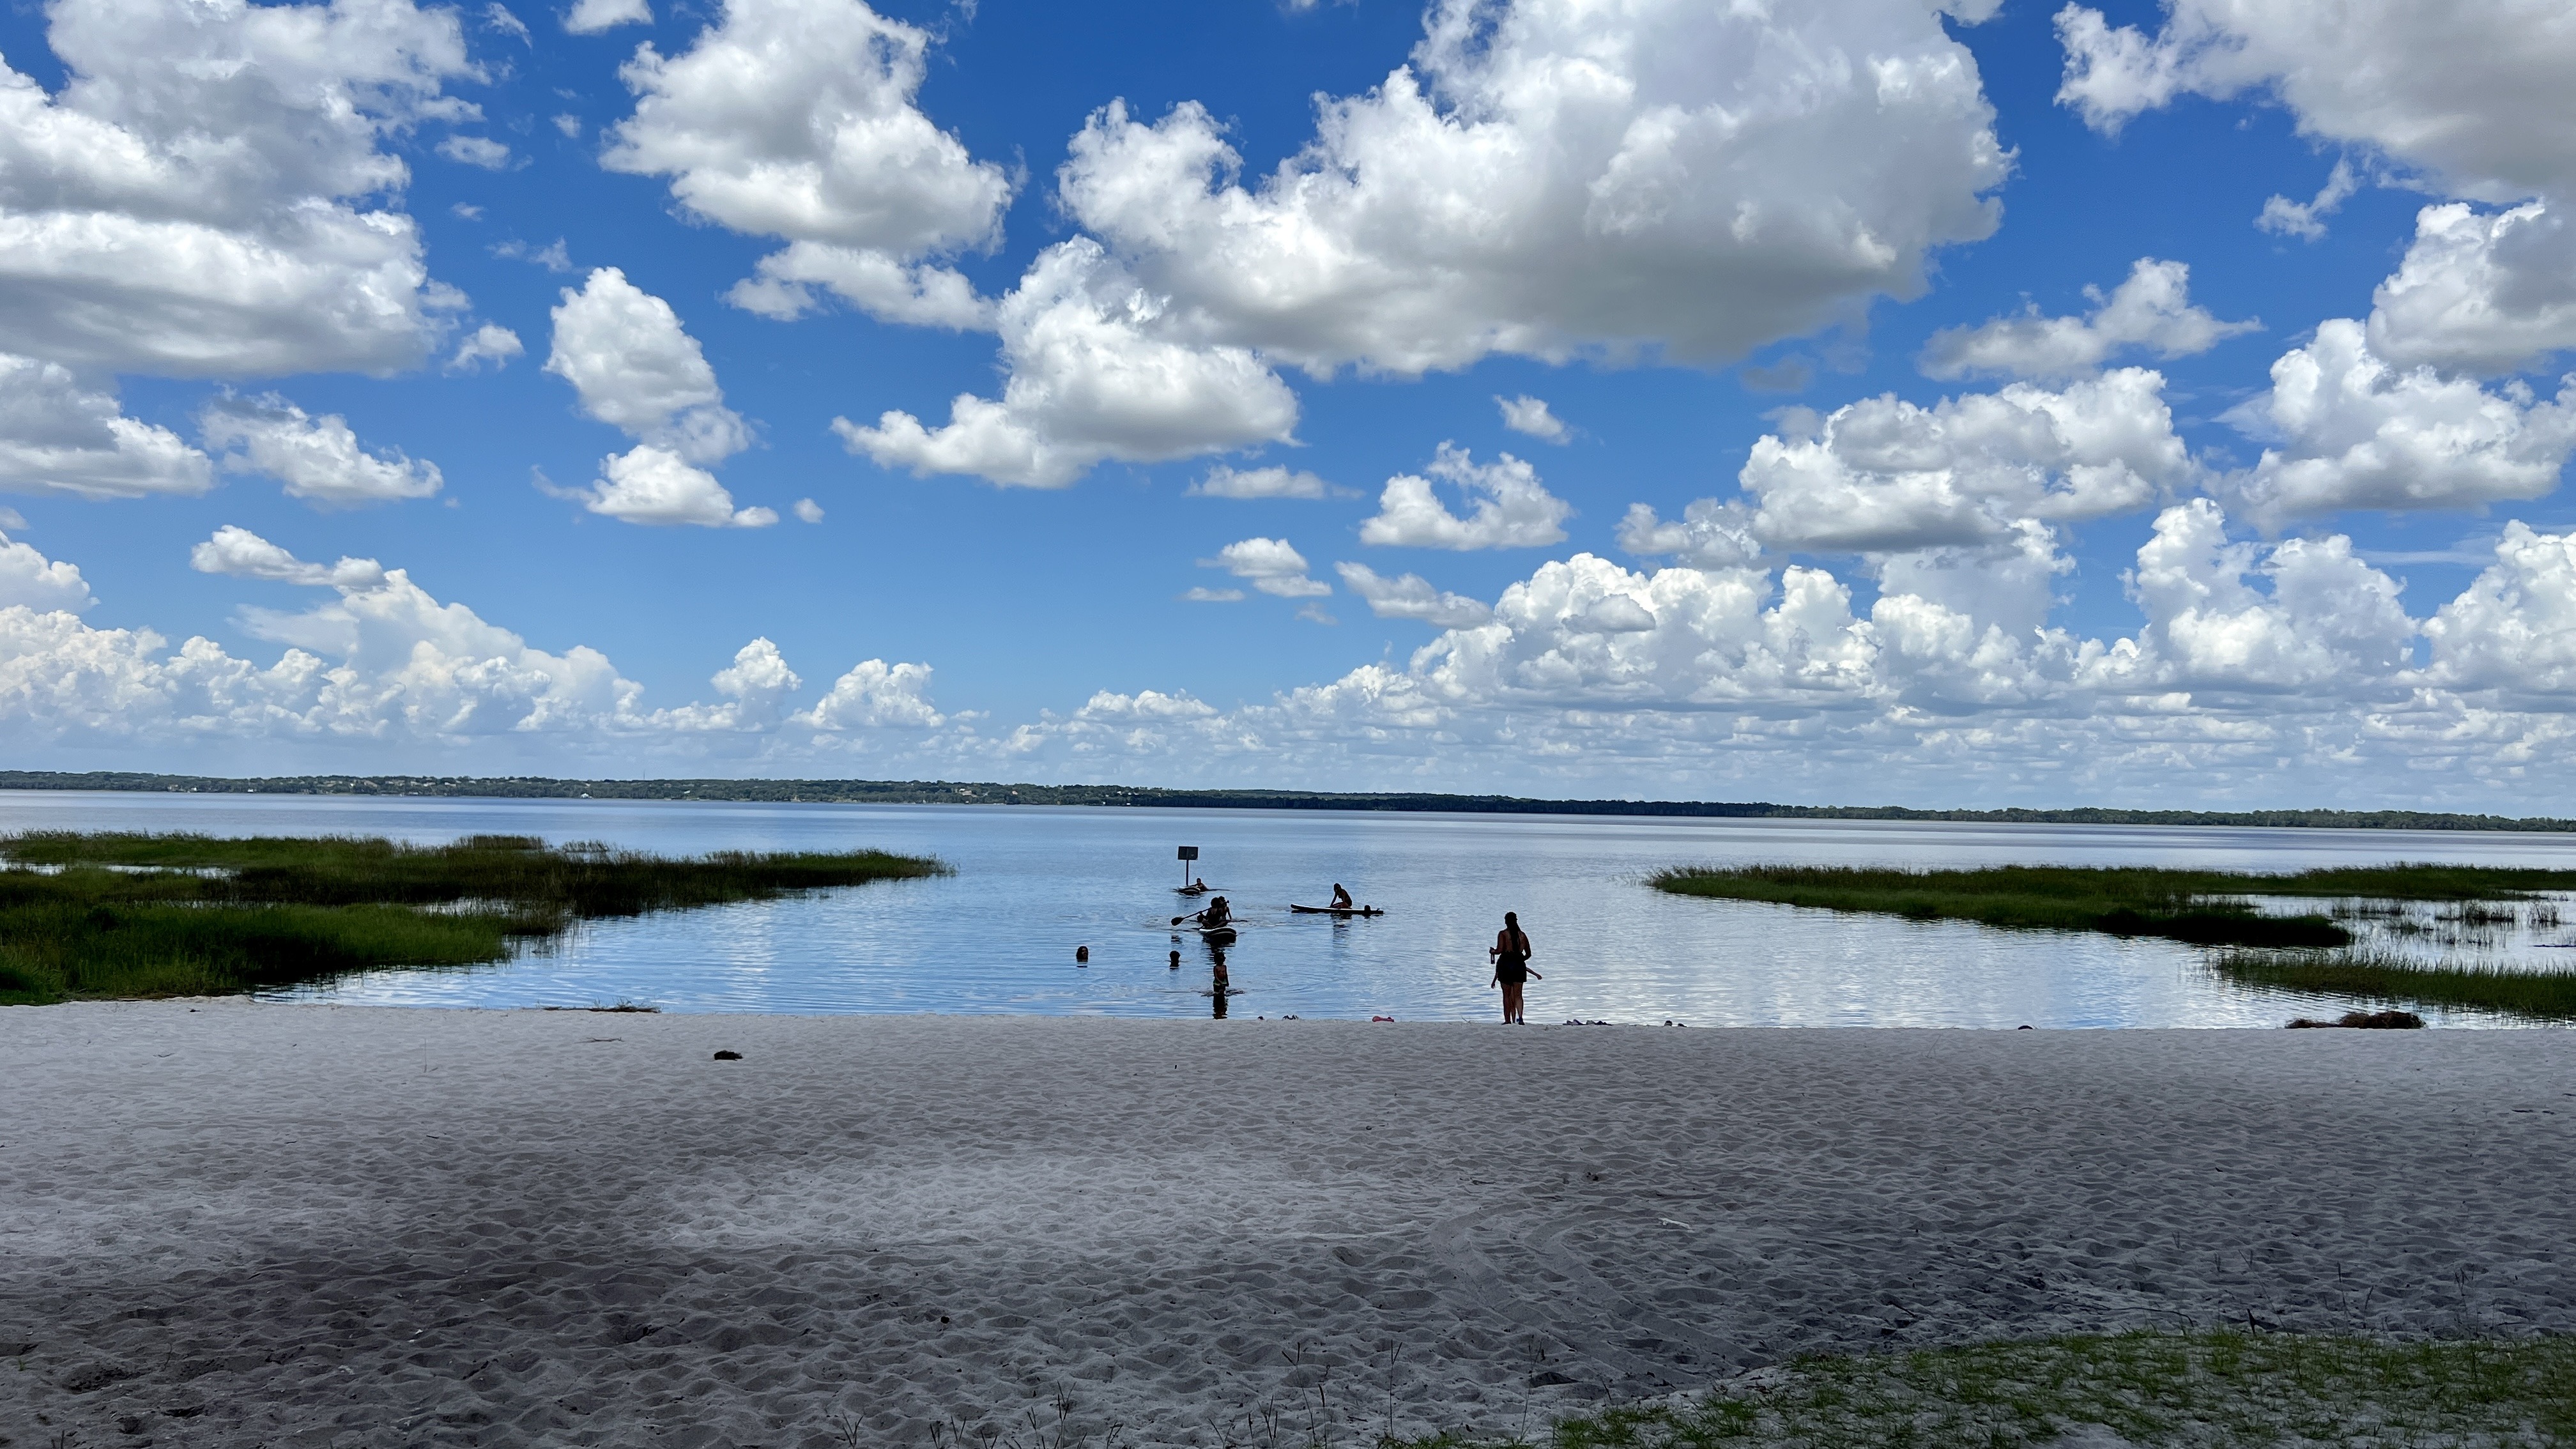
4;0;2575;806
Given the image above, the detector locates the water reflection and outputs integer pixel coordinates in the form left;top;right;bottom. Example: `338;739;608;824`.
2244;893;2576;971
0;789;2570;1026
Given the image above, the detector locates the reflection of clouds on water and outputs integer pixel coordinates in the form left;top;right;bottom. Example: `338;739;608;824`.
2244;893;2576;974
10;788;2573;1027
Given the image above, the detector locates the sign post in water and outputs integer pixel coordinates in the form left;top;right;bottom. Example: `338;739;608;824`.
1177;845;1199;889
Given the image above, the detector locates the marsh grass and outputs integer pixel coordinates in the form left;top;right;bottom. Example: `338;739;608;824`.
1393;1331;2576;1449
1648;864;2378;949
1649;862;2576;955
0;832;944;1005
2218;949;2576;1021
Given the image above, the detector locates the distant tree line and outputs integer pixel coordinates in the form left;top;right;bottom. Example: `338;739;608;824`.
1;770;2570;833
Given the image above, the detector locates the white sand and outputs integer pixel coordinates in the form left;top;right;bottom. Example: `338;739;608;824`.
2;1003;2570;1448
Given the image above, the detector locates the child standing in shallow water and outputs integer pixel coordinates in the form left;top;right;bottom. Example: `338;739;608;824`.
1489;911;1538;1023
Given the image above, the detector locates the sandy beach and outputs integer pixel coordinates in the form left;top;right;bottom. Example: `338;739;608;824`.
3;1003;2572;1446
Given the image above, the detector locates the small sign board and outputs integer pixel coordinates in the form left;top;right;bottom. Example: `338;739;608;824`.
1177;845;1200;861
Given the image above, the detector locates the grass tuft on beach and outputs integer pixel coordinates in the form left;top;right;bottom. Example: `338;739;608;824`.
0;831;945;1005
1401;1331;2576;1448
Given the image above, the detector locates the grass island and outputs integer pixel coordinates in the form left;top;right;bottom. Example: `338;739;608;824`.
0;831;946;1005
1652;862;2576;1020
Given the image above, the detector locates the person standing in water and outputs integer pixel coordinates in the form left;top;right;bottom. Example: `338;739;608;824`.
1489;912;1538;1023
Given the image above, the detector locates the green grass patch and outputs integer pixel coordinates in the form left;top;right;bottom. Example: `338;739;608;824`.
1648;864;2384;949
0;832;946;1005
2218;949;2576;1022
1402;1331;2576;1448
1650;862;2576;953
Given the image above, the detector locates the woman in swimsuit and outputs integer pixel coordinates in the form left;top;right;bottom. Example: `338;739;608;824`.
1489;911;1538;1023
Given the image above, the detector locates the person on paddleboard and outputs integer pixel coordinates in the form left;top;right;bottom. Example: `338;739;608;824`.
1331;883;1354;910
1196;896;1232;929
1489;911;1538;1024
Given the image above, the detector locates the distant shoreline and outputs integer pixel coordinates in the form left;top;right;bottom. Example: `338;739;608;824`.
3;768;2572;834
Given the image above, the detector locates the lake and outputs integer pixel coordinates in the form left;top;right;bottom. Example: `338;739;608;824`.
6;790;2574;1027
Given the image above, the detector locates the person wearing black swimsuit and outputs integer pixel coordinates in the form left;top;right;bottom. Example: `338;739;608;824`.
1489;911;1538;1023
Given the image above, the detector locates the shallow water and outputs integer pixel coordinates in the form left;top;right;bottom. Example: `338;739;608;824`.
7;789;2575;1026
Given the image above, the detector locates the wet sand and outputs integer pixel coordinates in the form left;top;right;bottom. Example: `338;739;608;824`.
3;1001;2571;1446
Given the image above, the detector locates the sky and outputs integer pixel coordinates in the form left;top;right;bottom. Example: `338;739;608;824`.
3;0;2575;808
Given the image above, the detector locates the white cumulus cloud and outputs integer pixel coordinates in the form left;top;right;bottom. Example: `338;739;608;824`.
2367;202;2576;377
1335;562;1492;627
834;240;1298;487
2223;319;2576;525
2255;158;2359;241
2054;0;2576;203
577;445;778;528
201;396;443;508
565;0;649;33
853;0;2006;492
1496;395;1569;443
1618;500;1764;571
2085;498;2418;695
0;0;478;378
1919;258;2257;381
1206;537;1330;598
602;0;1009;326
799;657;942;728
190;524;388;588
1735;367;2196;554
446;323;525;372
653;638;803;730
437;135;512;169
0;528;974;763
1358;445;1570;551
0;529;95;611
0;355;211;500
1057;0;2007;376
546;268;751;464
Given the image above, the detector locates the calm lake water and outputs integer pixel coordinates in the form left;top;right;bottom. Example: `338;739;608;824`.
8;790;2576;1027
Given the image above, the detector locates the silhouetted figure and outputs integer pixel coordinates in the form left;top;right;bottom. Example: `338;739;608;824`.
1489;911;1539;1024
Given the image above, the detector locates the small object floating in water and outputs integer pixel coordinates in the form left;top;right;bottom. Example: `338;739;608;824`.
1371;1015;1395;1022
712;1049;742;1061
1288;903;1383;916
1075;945;1090;963
2018;1024;2034;1031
